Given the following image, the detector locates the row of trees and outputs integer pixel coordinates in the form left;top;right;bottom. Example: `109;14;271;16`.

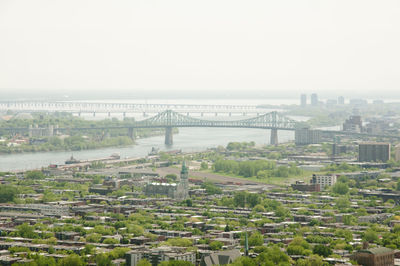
212;159;303;178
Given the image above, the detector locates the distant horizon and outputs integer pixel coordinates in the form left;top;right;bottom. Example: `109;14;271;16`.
1;88;398;102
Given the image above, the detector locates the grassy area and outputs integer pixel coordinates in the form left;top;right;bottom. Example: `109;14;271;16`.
199;169;314;186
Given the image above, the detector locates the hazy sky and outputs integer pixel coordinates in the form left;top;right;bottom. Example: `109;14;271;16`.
1;0;400;99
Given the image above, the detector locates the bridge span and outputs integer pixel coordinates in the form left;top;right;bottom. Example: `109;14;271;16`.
2;110;400;145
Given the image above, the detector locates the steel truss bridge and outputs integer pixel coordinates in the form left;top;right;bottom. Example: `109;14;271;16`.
133;110;296;144
0;101;270;116
2;110;400;145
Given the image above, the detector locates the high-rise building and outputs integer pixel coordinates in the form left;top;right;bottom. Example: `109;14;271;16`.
311;93;318;106
338;96;345;105
343;115;363;133
358;142;391;162
300;94;307;107
395;144;400;162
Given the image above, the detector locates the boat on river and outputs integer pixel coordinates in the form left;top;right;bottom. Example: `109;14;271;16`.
65;155;81;164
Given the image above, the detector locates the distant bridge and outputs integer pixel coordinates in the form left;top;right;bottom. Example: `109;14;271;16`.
54;110;296;145
0;101;271;116
2;110;400;145
133;110;296;144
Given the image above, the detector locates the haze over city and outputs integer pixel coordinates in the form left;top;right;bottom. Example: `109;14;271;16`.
1;0;400;100
4;1;400;266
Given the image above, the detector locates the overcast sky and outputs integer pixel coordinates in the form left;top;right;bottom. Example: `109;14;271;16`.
1;0;400;99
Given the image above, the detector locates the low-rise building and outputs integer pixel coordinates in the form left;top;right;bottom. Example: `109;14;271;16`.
351;247;394;266
126;247;196;266
311;174;337;189
291;181;320;192
200;249;241;266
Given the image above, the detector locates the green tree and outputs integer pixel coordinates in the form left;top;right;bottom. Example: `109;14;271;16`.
249;231;264;246
0;185;18;203
137;259;152;266
96;253;112;266
86;233;102;243
201;181;222;195
313;245;332;257
17;223;38;238
166;174;177;182
335;196;350;210
255;245;291;266
200;162;208;170
363;229;379;243
103;238;119;244
287;237;312;256
25;170;45;179
166;238;193;247
332;182;349;195
210;240;223;250
58;255;85;266
295;255;328;266
253;204;266;213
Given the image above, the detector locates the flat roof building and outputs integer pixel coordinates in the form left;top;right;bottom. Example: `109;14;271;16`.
358;142;390;163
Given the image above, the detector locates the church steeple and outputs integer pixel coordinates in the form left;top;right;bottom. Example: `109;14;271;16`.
181;160;188;176
179;161;189;199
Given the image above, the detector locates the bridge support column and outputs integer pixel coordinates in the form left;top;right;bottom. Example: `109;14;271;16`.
128;127;136;140
165;127;173;145
270;129;278;145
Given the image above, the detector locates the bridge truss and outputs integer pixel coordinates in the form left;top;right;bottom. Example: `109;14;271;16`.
134;110;297;130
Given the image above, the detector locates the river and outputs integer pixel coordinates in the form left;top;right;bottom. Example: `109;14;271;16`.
0;99;306;172
0;127;295;172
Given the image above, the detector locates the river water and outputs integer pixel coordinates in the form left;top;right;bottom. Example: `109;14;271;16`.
0;99;304;172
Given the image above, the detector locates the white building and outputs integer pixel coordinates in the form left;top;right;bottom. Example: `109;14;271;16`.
311;174;337;189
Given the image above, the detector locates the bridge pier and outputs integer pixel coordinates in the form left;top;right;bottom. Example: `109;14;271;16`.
123;112;126;118
270;129;278;145
128;127;136;140
93;112;96;117
165;127;173;145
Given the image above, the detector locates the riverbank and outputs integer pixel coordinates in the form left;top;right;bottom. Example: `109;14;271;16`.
0;127;294;171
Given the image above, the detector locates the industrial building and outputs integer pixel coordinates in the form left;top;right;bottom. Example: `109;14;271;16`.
358;142;390;162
